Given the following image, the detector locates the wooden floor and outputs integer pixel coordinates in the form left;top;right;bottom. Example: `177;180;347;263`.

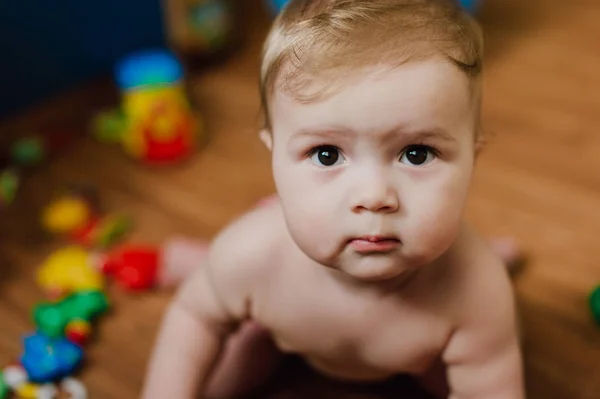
1;0;600;397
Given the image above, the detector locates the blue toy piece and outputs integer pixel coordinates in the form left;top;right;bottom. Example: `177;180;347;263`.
20;332;84;383
266;0;290;15
459;0;480;13
266;0;481;15
115;49;184;91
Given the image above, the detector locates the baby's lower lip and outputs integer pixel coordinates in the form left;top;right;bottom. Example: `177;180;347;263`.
349;238;400;253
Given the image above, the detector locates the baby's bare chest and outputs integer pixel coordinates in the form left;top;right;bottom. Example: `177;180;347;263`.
252;271;452;378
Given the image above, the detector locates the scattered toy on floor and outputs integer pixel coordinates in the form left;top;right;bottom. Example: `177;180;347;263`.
0;168;20;207
0;370;8;399
20;333;84;384
60;377;87;399
41;189;132;249
10;135;46;167
34;290;109;342
37;246;105;300
99;244;160;292
113;49;202;165
91;108;126;144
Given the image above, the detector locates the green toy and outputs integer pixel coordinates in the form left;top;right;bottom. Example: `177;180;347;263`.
11;136;45;166
33;290;109;339
590;285;600;325
0;169;19;206
0;370;8;399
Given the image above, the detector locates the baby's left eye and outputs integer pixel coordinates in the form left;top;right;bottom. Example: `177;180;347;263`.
399;145;436;166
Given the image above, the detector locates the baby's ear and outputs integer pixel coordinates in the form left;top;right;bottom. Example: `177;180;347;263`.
259;129;273;151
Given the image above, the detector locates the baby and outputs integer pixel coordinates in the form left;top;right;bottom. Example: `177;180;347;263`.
142;1;525;398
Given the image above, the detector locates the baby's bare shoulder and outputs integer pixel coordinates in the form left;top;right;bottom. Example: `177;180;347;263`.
204;201;288;315
444;226;517;338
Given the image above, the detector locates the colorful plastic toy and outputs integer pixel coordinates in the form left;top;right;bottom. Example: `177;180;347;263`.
100;245;160;291
64;320;92;347
589;285;600;325
0;371;8;399
37;246;104;300
20;332;84;383
61;377;87;399
0;168;19;207
42;195;92;235
33;290;109;342
115;49;200;164
42;192;132;249
91;108;126;144
15;382;57;399
184;0;235;53
11;135;46;167
2;365;27;389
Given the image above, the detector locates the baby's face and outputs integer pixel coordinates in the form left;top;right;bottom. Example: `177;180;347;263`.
268;58;478;281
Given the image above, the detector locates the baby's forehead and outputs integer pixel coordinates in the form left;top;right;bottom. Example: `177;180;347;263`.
269;60;478;130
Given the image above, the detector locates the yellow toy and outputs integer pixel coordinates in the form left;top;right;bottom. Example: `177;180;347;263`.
41;196;90;235
115;49;200;164
37;247;104;300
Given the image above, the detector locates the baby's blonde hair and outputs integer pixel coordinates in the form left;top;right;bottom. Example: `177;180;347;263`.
259;0;484;131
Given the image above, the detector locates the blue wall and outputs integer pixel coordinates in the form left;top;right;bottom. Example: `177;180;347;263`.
0;0;166;118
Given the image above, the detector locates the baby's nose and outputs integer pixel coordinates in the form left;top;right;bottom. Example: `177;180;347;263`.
351;174;399;214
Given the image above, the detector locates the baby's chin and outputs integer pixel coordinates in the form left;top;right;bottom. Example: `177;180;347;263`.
335;254;418;283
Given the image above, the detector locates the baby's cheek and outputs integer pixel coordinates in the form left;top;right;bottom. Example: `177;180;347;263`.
405;199;462;263
286;206;338;261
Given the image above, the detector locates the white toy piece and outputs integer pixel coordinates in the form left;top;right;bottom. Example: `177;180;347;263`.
61;377;87;399
37;384;58;399
2;365;27;389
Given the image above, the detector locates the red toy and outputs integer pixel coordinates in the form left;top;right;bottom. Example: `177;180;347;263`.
99;245;160;291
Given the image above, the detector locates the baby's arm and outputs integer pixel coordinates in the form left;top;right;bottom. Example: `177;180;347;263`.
443;259;525;399
141;215;264;399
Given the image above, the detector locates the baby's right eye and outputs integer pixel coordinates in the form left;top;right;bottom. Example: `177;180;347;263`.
309;146;345;167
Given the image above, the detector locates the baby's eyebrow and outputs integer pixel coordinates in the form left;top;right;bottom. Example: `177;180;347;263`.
289;125;457;144
398;128;457;144
290;127;356;141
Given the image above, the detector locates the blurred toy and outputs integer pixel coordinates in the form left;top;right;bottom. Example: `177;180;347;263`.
36;246;104;300
163;0;236;58
11;135;46;167
20;333;84;384
2;365;28;390
99;245;160;291
184;0;234;52
34;290;109;343
0;371;8;399
15;382;57;399
114;49;201;164
42;190;132;249
91;108;126;144
265;0;289;15
459;0;481;13
0;168;19;207
590;285;600;325
60;377;87;399
98;238;212;291
42;195;93;236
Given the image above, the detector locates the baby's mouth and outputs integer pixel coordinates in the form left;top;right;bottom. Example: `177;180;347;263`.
348;235;400;253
